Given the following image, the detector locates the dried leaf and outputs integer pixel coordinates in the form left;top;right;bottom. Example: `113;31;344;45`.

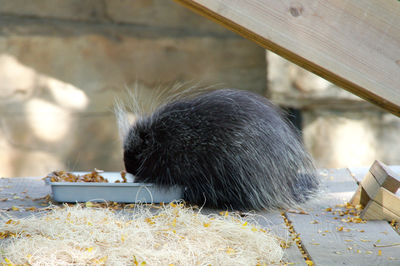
226;247;235;254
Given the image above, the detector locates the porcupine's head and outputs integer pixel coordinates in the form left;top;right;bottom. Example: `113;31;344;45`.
122;121;150;179
115;84;211;185
121;116;172;184
114;89;153;182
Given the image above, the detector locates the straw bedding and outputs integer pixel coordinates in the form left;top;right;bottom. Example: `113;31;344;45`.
0;203;283;265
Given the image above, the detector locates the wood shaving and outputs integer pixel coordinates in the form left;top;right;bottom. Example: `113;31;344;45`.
0;203;283;265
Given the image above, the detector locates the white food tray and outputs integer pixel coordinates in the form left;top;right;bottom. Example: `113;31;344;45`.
45;172;183;203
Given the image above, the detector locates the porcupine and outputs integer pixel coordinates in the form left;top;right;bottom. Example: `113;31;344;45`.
116;88;320;211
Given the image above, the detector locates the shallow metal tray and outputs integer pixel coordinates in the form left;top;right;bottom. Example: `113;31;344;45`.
45;172;183;203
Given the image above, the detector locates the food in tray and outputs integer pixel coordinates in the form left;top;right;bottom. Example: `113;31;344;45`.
44;170;182;203
45;170;128;183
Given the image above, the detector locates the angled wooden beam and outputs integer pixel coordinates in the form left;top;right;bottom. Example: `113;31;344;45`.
175;0;400;116
350;161;400;222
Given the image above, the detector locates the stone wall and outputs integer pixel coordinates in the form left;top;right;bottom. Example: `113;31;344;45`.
267;52;400;168
0;0;267;177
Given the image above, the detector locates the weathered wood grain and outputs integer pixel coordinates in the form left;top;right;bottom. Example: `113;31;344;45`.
361;172;382;200
362;199;400;223
311;168;358;207
348;166;400;197
0;177;50;210
174;0;400;116
255;212;306;265
287;168;400;265
370;161;400;193
287;211;400;265
373;188;400;217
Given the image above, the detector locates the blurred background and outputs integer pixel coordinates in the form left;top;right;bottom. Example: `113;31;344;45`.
0;0;399;177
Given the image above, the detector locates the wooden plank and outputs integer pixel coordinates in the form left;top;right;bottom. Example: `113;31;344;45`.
287;168;400;265
312;168;358;207
362;200;400;223
348;162;400;221
360;172;381;200
348;166;400;196
174;0;400;117
255;212;306;265
350;185;363;205
374;188;400;217
370;161;400;193
0;177;50;210
348;167;372;184
287;211;400;265
360;187;400;222
350;184;370;207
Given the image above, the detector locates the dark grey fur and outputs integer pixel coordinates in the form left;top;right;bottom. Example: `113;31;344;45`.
118;89;319;210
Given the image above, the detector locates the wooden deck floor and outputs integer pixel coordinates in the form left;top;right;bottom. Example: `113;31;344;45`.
1;168;399;265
